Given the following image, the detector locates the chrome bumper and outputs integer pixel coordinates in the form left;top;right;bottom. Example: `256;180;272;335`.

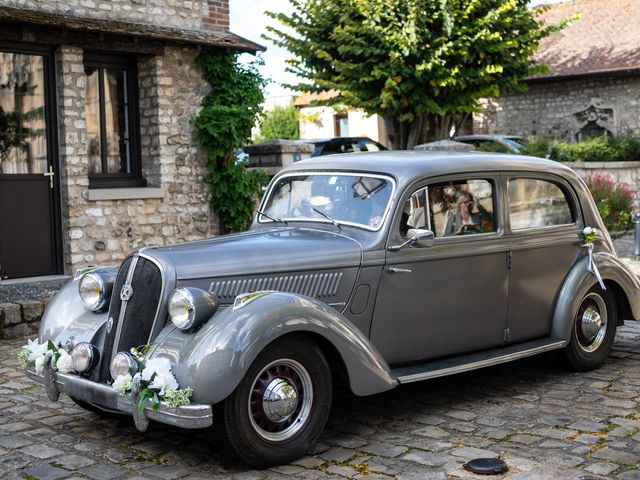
26;354;213;431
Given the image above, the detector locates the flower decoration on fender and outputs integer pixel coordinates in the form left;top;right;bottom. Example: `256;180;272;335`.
581;227;606;291
112;346;193;411
18;339;75;374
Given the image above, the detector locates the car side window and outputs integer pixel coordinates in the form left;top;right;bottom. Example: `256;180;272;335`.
508;178;573;230
401;179;496;238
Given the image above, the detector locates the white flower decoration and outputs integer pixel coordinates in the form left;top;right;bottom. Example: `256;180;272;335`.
141;357;179;395
26;339;48;363
112;374;133;395
583;226;597;235
35;356;45;375
55;350;75;374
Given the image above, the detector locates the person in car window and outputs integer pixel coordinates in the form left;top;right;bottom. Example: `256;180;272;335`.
444;191;492;235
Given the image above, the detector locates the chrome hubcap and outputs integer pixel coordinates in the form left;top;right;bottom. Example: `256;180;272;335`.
262;378;298;422
248;358;313;442
576;292;607;353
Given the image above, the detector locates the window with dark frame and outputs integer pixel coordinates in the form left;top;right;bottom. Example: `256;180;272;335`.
84;52;145;188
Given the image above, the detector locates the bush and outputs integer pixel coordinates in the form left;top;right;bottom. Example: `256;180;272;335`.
522;135;640;162
585;173;634;232
473;141;513;154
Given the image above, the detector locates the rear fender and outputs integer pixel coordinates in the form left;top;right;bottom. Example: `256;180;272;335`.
150;292;398;405
551;254;640;342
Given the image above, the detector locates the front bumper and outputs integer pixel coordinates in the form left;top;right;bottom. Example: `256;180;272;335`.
26;354;212;431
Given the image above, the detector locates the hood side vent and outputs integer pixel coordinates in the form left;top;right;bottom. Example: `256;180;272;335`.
209;271;343;302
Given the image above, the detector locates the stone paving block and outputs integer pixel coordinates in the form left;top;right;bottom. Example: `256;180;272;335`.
568;420;607;432
55;454;96;469
20;444;64;459
412;426;449;439
0;434;32;449
360;443;408;458
591;447;639;465
24;462;70;480
79;464;126;480
143;464;191;479
584;462;620;476
400;450;449;467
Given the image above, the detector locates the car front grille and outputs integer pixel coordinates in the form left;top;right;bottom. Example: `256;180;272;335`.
98;254;163;383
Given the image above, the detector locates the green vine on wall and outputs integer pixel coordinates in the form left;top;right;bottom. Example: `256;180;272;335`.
193;53;269;233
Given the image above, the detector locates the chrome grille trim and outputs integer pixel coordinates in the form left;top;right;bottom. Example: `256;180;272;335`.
111;255;140;361
138;251;167;343
209;272;343;301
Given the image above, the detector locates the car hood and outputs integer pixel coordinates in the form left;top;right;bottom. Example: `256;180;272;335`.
150;227;363;281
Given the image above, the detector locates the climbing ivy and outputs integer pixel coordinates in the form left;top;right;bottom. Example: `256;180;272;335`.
193;53;269;233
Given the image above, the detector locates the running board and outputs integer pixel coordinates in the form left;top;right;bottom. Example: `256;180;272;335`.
393;338;567;384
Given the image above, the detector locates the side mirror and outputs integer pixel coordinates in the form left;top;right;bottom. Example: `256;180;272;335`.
408;228;435;248
388;228;435;251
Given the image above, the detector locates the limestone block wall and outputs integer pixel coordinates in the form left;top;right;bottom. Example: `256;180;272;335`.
2;0;228;32
57;46;217;273
475;76;640;140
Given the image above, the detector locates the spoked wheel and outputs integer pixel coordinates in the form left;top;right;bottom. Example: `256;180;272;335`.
558;285;618;371
223;336;332;467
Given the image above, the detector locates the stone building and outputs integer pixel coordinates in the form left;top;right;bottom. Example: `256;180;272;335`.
475;0;640;140
0;1;261;280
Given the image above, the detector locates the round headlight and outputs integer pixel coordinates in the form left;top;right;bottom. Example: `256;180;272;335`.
169;288;195;330
78;272;114;311
110;352;138;381
71;342;99;373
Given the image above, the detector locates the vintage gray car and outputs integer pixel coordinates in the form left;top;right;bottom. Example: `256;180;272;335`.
25;151;640;466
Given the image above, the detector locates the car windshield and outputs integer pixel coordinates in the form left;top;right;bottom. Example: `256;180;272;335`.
260;173;394;230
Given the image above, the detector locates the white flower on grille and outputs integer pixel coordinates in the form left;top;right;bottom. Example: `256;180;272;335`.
26;339;48;363
55;350;75;374
141;357;179;395
112;374;133;395
35;356;45;375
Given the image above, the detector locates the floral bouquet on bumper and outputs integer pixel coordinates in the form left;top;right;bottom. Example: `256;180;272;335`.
18;340;193;412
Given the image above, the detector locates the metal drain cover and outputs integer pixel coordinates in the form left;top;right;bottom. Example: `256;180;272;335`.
463;458;509;475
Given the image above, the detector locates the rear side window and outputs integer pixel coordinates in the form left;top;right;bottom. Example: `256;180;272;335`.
508;178;573;230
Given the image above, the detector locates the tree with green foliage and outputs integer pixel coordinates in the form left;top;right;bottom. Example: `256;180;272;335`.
193;53;269;233
256;104;300;142
266;0;570;149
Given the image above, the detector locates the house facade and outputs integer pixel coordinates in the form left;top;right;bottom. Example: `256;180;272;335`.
0;1;260;280
294;91;387;145
475;0;640;140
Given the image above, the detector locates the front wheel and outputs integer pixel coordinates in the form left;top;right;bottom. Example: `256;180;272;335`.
222;336;332;467
558;284;618;371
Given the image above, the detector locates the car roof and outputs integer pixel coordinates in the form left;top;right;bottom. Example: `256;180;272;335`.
281;150;578;189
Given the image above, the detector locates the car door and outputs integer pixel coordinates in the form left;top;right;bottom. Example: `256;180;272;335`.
505;175;583;343
370;176;510;365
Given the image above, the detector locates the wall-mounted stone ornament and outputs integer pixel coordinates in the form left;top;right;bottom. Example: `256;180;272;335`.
572;98;616;140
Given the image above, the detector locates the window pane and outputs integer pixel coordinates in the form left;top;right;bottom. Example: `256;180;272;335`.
0;52;47;174
85;68;102;175
85;65;131;176
262;174;393;230
104;68;129;174
509;178;573;229
426;179;495;237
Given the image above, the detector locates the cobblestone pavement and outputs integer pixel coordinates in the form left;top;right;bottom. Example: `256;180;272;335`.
3;325;640;480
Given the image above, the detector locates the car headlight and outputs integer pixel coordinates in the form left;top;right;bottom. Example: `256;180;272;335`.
168;287;219;331
110;352;139;381
78;272;114;311
71;342;100;373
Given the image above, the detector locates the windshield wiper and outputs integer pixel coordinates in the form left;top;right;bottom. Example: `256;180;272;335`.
257;210;287;225
311;206;341;231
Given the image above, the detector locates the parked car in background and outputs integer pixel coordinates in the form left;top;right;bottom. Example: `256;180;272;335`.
453;134;527;153
303;136;387;157
24;151;640;467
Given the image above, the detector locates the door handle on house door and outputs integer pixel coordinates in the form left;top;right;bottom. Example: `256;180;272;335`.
43;165;55;189
386;267;412;274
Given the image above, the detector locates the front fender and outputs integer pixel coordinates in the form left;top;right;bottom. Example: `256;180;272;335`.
551;253;640;342
150;292;398;405
39;268;116;347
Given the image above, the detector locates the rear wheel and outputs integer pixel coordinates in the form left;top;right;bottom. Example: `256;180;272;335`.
222;336;332;467
558;285;618;371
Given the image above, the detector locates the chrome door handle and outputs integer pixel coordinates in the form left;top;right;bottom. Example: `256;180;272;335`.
386;267;412;274
43;165;55;189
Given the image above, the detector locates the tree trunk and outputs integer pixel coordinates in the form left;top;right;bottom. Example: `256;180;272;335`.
382;114;426;150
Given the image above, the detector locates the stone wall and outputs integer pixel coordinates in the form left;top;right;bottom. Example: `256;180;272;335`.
0;300;46;340
562;161;640;207
2;0;228;31
58;45;217;271
475;76;640;140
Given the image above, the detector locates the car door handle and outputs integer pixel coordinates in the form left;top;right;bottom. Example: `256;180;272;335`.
386;267;412;274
